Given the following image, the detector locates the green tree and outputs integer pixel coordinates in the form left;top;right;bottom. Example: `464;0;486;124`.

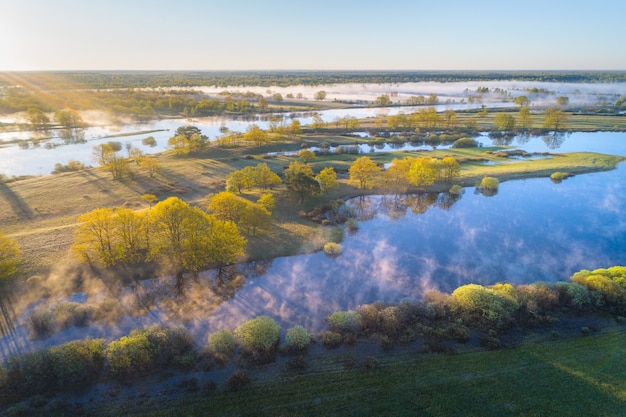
442;109;458;128
226;168;255;193
54;110;83;128
348;156;381;189
374;94;392;106
0;232;20;281
25;108;50;129
514;96;530;107
315;91;327;101
494;113;516;131
543;108;568;131
287;172;321;203
518;107;532;130
310;114;326;131
240;203;271;236
253;163;282;190
168;125;208;155
556;96;570;107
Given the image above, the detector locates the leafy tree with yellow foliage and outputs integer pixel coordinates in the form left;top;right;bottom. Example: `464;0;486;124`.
348;156;381;189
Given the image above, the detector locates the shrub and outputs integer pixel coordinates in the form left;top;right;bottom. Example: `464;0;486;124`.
49;339;106;388
479;176;499;190
449;184;464;195
345;218;359;231
235;316;280;353
452;284;519;328
285;355;307;371
26;308;55;339
105;326;193;377
142;136;157;147
208;330;236;356
327;310;360;334
227;371;250;391
550;171;566;181
555;281;592;309
445;323;470;342
320;331;343;349
452;137;478;148
54;302;93;329
285;325;311;351
323;242;343;257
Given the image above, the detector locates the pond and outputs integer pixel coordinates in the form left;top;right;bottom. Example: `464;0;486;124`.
200;163;626;333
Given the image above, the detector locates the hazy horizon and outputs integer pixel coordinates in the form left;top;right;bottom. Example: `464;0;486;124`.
1;0;625;72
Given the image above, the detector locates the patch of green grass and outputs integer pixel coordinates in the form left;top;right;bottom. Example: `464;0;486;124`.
83;331;626;416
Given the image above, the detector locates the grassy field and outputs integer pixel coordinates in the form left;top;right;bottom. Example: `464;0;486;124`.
79;330;626;417
1;135;623;280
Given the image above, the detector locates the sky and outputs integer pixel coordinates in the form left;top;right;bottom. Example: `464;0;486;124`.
0;0;625;71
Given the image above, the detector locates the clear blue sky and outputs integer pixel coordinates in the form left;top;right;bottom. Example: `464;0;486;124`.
1;0;625;71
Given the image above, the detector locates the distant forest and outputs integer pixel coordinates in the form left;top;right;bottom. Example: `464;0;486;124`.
2;70;626;90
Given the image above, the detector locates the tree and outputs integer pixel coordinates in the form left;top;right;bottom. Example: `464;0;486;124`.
113;208;145;263
514;96;530;107
543;108;568;131
310;114;326;131
244;124;269;147
72;208;118;266
298;149;316;164
315;167;339;193
54;110;83;128
284;161;314;183
494;113;516;131
0;232;20;281
25;108;50;129
226;168;255;193
288;119;302;137
348;156;381;189
408;157;438;187
207;192;248;223
287;172;321;203
518;107;532;130
168;125;208;155
257;193;275;212
149;197;245;292
240;203;271;236
373;94;392;106
315;91;327;101
140;157;161;177
235;316;280;352
440;157;461;182
442;109;458;128
383;157;412;192
556;96;570;107
253;163;282;190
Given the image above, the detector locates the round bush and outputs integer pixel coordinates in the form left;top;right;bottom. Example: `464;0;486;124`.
452;137;478;148
479;177;499;190
285;325;311;351
208;329;236;355
323;242;343;257
327;310;360;333
449;184;464;195
235;316;280;352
